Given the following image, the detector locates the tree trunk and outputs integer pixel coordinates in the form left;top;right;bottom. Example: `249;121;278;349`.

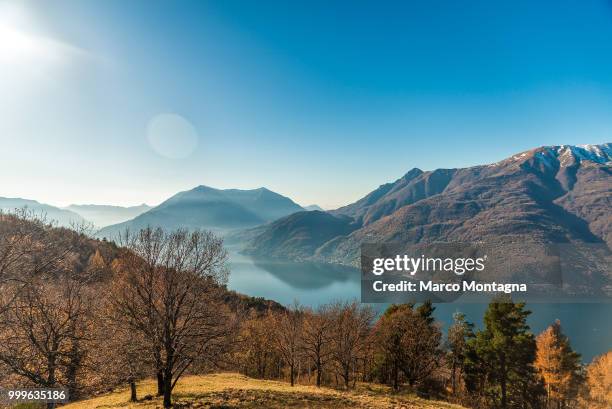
344;366;350;389
66;336;80;400
393;361;399;391
501;371;507;409
451;361;456;395
297;359;301;384
316;357;322;387
46;354;57;409
157;370;164;396
290;363;295;386
163;370;172;408
130;380;137;402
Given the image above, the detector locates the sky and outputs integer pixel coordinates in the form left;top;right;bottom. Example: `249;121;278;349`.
1;0;611;209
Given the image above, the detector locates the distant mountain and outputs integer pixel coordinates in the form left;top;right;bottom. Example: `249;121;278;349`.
243;211;357;260
0;197;87;227
305;204;325;211
245;143;612;266
96;186;304;239
66;204;151;228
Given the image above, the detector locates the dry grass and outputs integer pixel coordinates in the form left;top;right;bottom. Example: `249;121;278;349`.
62;373;466;409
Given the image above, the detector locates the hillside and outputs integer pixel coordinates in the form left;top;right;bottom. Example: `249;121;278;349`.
62;373;466;409
66;203;152;228
245;144;612;269
97;186;304;239
243;210;357;260
0;197;87;227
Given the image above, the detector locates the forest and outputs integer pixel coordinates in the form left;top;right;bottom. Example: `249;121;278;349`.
0;211;610;409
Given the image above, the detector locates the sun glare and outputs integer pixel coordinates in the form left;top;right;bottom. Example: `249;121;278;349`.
0;2;78;69
0;23;51;65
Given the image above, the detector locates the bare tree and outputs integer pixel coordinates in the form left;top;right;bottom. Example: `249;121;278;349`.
0;277;92;397
238;311;280;379
271;302;304;387
94;307;153;402
302;305;334;387
0;210;82;313
112;227;232;408
329;301;375;389
0;211;101;403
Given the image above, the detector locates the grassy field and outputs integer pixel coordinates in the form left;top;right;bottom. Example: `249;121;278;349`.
62;373;466;409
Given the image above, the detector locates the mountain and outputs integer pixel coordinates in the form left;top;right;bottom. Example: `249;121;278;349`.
0;197;87;227
66;204;152;228
305;204;325;211
244;144;612;266
96;186;304;239
243;211;357;260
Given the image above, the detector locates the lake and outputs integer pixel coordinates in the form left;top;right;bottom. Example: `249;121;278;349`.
227;251;612;362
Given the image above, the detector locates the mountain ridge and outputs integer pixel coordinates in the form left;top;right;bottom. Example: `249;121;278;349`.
96;185;304;239
66;203;152;228
244;143;612;267
0;197;87;227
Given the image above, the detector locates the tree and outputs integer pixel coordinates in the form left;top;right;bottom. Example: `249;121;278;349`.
0;211;86;314
238;312;274;379
584;350;611;409
329;301;374;389
464;297;545;409
0;277;93;401
447;312;474;396
271;303;303;387
535;320;582;409
373;303;442;391
112;227;233;408
86;249;107;277
94;297;153;403
302;305;334;387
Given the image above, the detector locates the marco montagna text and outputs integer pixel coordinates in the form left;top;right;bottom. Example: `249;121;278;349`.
372;280;528;294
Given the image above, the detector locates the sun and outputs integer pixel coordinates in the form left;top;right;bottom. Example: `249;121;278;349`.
0;23;49;65
0;1;39;63
0;1;78;69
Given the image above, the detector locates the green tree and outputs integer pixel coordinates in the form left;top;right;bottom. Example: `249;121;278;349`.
464;297;545;409
417;300;436;325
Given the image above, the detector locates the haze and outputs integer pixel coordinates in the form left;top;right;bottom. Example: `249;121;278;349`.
1;0;612;209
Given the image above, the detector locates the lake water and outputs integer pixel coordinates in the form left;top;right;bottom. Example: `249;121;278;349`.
227;251;612;362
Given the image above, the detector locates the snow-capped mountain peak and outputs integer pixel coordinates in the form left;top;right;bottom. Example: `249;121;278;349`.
500;143;611;168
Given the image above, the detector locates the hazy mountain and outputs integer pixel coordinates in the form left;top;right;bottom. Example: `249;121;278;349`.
243;211;357;260
0;197;87;227
96;185;304;239
305;204;325;211
66;204;152;228
245;144;612;266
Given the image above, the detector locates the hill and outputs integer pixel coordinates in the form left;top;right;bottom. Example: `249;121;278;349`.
0;197;88;227
96;186;304;239
66;203;152;228
61;373;466;409
243;210;357;260
245;144;612;268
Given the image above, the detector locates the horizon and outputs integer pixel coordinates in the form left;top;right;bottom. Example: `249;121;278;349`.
2;0;612;208
2;141;609;210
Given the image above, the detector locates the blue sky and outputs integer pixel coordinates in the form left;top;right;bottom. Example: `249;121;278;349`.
1;0;611;209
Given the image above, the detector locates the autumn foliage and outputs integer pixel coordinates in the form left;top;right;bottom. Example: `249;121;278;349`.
0;212;610;409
